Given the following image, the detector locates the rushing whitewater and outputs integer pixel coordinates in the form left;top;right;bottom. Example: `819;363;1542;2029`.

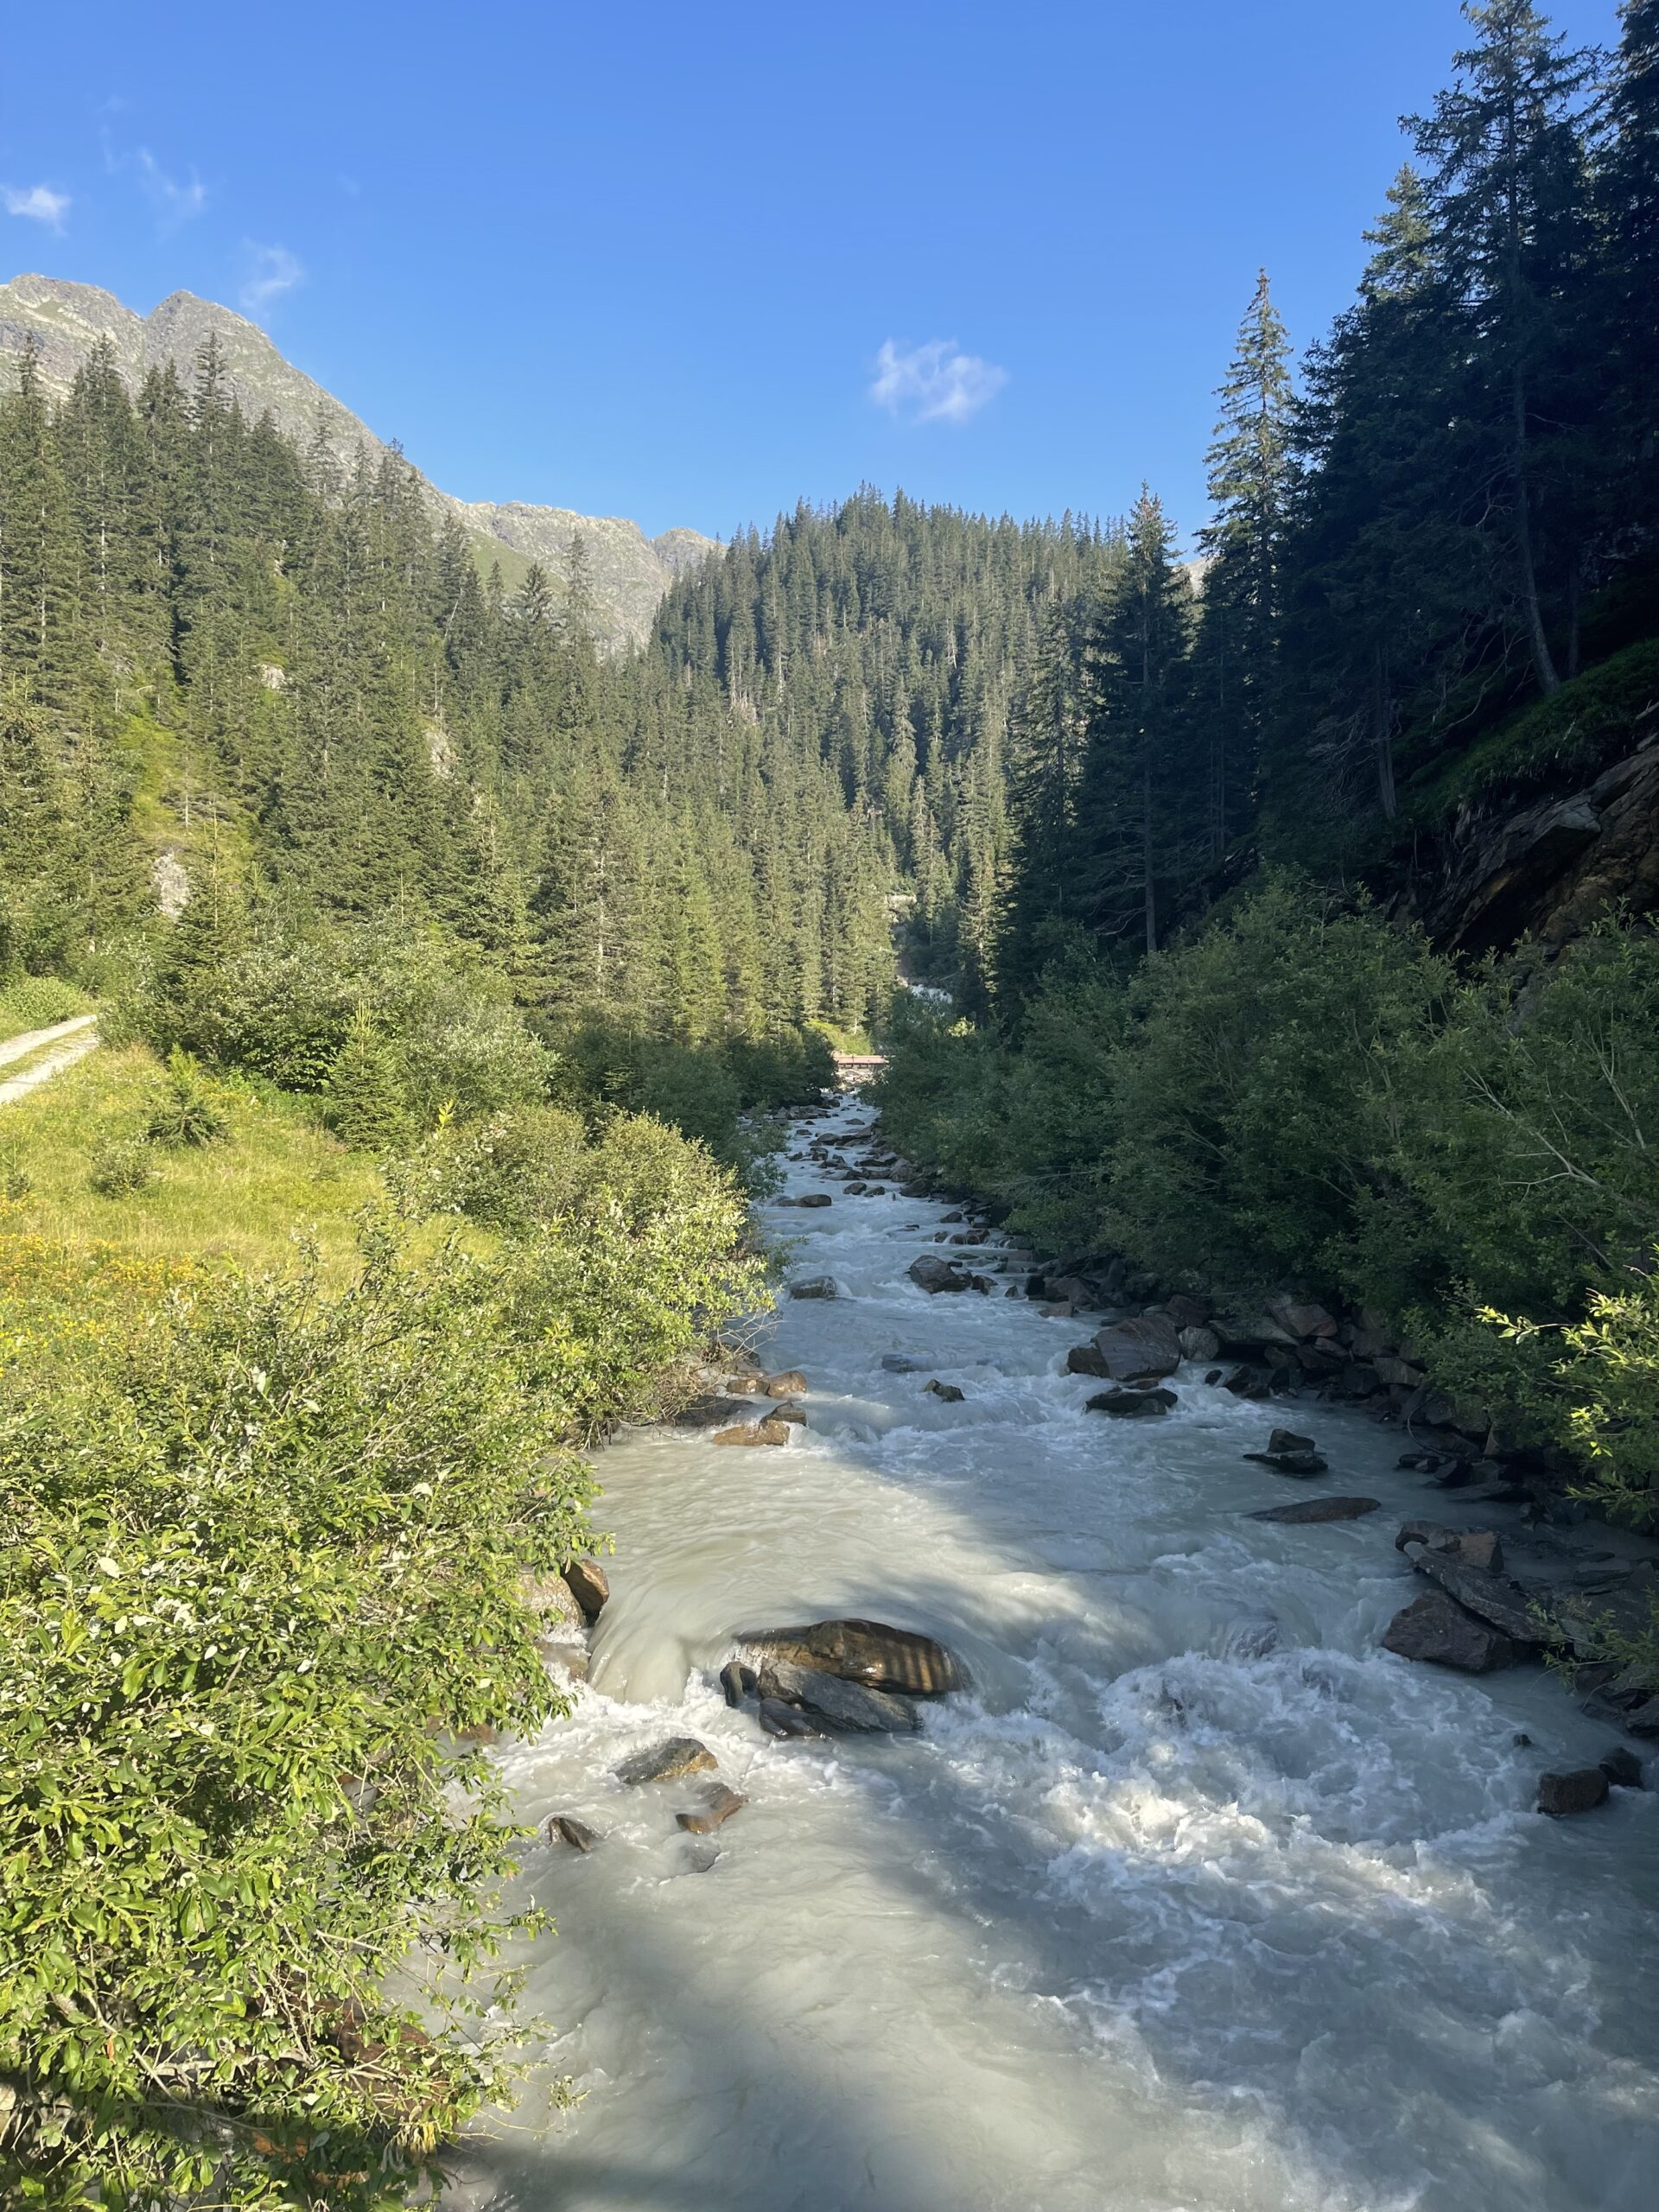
454;1095;1658;2212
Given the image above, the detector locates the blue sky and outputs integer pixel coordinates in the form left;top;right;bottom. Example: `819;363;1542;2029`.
1;0;1618;545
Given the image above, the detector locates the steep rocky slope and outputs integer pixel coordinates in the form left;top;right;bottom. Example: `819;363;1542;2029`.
0;272;717;652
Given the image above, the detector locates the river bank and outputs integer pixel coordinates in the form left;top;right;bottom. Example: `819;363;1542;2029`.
448;1090;1659;2212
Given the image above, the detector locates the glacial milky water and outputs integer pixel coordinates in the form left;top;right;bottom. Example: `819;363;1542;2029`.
452;1095;1659;2212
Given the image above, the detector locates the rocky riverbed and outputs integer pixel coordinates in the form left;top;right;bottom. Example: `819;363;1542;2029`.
447;1091;1659;2212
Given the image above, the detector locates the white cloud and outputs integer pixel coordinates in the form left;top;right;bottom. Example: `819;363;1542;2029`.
3;183;71;232
870;337;1008;426
238;243;304;320
133;147;207;228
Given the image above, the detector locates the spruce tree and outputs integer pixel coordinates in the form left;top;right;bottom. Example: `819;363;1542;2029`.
1193;270;1296;847
1408;0;1600;696
1074;489;1193;955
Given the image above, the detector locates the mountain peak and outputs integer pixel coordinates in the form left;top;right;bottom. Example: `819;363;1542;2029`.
0;272;718;651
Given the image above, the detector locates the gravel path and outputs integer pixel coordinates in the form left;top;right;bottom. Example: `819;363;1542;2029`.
0;1014;100;1105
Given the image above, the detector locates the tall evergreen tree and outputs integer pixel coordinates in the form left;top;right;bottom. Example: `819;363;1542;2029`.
1408;0;1599;696
1075;489;1193;955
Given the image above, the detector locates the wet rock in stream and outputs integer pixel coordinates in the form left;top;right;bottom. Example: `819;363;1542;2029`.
1382;1590;1519;1672
1537;1766;1611;1816
711;1417;793;1446
1249;1495;1381;1522
757;1697;826;1738
908;1255;973;1293
617;1737;718;1786
737;1617;965;1695
1245;1431;1330;1476
763;1370;808;1396
787;1274;841;1300
1086;1386;1178;1418
547;1814;600;1851
563;1556;610;1621
757;1659;919;1733
925;1379;965;1402
677;1783;749;1833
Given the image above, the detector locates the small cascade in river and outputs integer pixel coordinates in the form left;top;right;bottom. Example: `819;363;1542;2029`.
451;1091;1658;2212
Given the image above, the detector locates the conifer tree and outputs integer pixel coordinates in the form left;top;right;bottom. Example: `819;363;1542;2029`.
1408;0;1599;696
1192;270;1296;846
1074;489;1192;955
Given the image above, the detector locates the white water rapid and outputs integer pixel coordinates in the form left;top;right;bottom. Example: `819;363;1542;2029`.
454;1093;1658;2212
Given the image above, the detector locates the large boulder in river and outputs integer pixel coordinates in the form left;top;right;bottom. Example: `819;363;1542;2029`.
1537;1767;1610;1816
787;1275;841;1300
1382;1590;1518;1672
908;1255;972;1294
737;1618;964;1695
1405;1547;1552;1646
1081;1314;1182;1381
757;1658;918;1733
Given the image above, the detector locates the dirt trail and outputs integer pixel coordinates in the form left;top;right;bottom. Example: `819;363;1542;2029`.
0;1014;100;1105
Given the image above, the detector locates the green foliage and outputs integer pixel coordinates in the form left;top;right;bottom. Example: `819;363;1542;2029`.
391;1103;766;1436
88;1134;156;1199
545;1017;830;1184
880;886;1659;1531
143;1047;231;1150
0;972;92;1036
0;1223;595;2205
120;901;553;1140
321;1022;415;1154
1401;636;1659;822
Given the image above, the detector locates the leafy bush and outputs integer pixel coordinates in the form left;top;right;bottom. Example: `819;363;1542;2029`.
545;1017;825;1184
392;1103;766;1434
0;1144;29;1202
118;895;552;1131
0;1224;596;2208
387;1104;592;1234
0;973;92;1036
878;882;1659;1535
88;1134;156;1198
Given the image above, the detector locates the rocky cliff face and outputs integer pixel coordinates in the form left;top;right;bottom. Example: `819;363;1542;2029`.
1417;700;1659;955
0;273;718;652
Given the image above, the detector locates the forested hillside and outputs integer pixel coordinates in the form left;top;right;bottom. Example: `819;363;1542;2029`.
0;331;893;1049
976;0;1659;1000
649;493;1127;1007
870;0;1659;1634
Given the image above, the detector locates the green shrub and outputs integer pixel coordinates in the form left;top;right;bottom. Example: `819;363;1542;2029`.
392;1103;766;1434
143;1047;232;1150
0;973;92;1036
0;1224;595;2207
119;897;551;1129
88;1134;156;1198
0;1144;29;1202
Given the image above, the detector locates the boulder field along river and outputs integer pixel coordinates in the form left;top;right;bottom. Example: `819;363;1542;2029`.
448;1092;1657;2212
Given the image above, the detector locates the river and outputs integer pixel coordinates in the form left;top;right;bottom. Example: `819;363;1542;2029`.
454;1091;1659;2212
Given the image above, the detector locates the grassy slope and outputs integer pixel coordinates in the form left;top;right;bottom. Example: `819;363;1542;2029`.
0;1042;385;1277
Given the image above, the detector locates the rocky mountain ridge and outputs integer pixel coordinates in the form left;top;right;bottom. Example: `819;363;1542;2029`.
0;272;717;652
